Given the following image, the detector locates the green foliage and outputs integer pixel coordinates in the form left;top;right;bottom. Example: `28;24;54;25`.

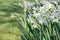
20;0;60;40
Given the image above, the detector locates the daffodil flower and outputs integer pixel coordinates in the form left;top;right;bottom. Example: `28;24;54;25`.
53;19;58;23
11;14;16;18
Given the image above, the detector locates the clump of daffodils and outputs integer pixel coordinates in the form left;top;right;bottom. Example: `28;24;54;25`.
24;1;60;29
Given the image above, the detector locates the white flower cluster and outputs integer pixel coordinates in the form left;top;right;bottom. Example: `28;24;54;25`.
25;1;60;29
23;1;34;8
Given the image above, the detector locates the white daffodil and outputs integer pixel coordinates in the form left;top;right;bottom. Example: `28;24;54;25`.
39;7;45;12
29;17;34;24
32;7;36;10
23;1;33;8
44;3;55;11
32;24;38;29
11;14;16;18
54;1;58;5
39;20;43;24
34;13;40;18
50;15;55;19
33;10;36;14
48;4;53;9
53;19;58;23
